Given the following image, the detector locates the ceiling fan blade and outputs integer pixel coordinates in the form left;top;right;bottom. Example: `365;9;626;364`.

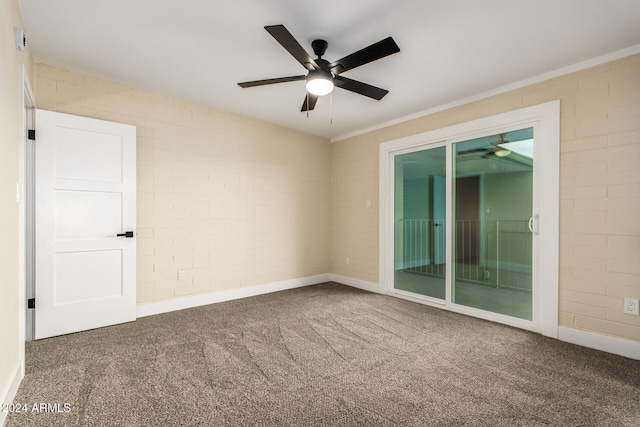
238;75;306;88
265;25;319;71
301;93;319;112
458;148;492;156
329;37;400;75
334;75;389;100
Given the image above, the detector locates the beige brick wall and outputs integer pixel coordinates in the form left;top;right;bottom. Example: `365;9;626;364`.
332;54;640;343
35;64;331;304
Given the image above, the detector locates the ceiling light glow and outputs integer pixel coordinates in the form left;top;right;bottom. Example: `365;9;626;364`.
306;71;334;96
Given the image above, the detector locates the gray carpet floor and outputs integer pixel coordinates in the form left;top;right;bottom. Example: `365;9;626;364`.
7;282;640;426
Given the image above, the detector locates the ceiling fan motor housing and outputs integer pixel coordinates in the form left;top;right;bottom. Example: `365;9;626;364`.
307;68;333;80
312;39;328;57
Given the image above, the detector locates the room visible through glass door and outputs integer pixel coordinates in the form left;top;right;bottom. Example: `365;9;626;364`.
453;129;534;320
394;146;446;300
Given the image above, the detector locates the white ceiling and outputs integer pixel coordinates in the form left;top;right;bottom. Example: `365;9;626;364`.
18;0;640;140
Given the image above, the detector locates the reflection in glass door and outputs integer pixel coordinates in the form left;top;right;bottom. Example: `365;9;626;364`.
453;129;534;320
394;146;446;300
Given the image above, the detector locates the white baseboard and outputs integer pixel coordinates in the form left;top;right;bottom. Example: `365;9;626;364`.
331;276;639;361
558;326;640;361
136;274;331;318
329;274;381;294
1;361;24;426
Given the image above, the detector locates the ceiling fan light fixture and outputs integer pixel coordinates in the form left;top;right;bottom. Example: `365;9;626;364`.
237;25;400;111
306;70;334;96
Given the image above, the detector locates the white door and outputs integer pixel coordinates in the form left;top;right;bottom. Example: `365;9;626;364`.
34;109;136;339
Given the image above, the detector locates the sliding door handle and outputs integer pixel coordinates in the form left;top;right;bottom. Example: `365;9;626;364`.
528;215;539;235
117;231;134;238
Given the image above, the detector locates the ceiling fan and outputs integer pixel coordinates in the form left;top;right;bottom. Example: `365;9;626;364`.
458;134;512;158
237;25;400;112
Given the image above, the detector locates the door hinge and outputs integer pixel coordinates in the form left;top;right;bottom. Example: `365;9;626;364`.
28;129;36;140
27;298;35;309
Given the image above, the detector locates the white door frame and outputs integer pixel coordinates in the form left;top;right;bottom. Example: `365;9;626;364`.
379;101;560;338
21;66;35;347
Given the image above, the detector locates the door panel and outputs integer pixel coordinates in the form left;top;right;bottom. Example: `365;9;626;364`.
54;250;123;304
452;129;534;320
393;145;447;299
35;109;136;339
53;127;123;182
54;191;123;239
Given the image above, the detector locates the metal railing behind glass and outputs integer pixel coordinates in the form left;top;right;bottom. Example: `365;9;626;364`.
494;220;532;291
455;220;481;282
401;219;445;277
401;218;532;292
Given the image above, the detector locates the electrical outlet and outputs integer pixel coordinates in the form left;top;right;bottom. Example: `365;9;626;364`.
345;257;350;265
623;298;639;315
177;269;185;281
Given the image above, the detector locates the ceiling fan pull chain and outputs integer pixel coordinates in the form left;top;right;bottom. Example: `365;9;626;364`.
306;92;309;118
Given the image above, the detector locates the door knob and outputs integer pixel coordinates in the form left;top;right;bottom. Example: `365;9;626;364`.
117;231;134;238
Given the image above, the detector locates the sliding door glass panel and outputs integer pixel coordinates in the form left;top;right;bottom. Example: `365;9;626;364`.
394;146;446;299
453;129;533;320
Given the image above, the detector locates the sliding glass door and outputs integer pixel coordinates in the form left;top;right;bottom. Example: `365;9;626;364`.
392;129;535;321
382;101;559;336
394;146;447;300
452;129;534;320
